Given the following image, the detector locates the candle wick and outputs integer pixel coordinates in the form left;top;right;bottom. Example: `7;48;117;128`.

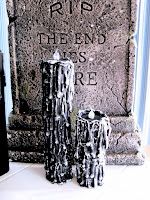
88;109;95;119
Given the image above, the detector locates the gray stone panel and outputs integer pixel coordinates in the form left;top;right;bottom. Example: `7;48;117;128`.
7;129;141;154
7;0;144;165
110;116;136;133
9;151;44;163
7;129;44;152
8;114;135;133
9;150;145;165
7;0;136;115
107;131;141;154
106;152;145;165
8;114;42;130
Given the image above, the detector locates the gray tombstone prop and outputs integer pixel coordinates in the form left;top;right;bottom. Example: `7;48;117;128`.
7;0;144;165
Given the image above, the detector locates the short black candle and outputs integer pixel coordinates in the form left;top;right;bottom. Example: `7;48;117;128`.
75;110;111;188
41;57;74;184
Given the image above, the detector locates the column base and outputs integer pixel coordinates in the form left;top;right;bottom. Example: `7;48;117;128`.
106;152;145;165
8;150;145;165
8;114;145;165
7;129;142;155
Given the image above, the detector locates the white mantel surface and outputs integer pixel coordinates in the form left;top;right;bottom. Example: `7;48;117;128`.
0;150;150;200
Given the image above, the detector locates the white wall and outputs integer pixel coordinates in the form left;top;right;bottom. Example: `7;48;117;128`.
134;0;150;144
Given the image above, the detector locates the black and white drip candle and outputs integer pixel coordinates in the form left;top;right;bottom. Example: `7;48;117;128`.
40;52;74;184
75;109;111;188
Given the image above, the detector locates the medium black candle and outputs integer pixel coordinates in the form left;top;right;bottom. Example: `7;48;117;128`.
75;109;111;187
41;52;74;184
0;51;9;176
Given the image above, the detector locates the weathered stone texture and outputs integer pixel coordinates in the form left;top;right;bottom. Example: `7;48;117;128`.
7;129;44;152
107;131;141;154
7;0;135;115
6;0;144;165
106;152;145;165
8;113;42;130
110;116;136;133
9;151;145;165
7;129;141;154
9;151;44;163
9;114;136;133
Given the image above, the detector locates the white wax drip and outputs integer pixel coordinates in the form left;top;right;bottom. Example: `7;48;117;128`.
88;109;95;119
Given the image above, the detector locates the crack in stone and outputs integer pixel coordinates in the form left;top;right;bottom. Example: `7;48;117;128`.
110;121;124;127
105;70;127;113
107;85;127;113
116;133;126;146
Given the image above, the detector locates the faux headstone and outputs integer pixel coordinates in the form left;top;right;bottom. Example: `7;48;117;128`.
7;0;144;165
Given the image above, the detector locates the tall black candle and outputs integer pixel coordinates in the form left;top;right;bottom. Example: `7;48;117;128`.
41;54;74;184
75;109;111;187
0;51;9;176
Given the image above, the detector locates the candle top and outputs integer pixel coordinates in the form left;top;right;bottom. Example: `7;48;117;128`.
46;50;74;66
47;58;74;66
88;110;95;119
78;110;106;121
